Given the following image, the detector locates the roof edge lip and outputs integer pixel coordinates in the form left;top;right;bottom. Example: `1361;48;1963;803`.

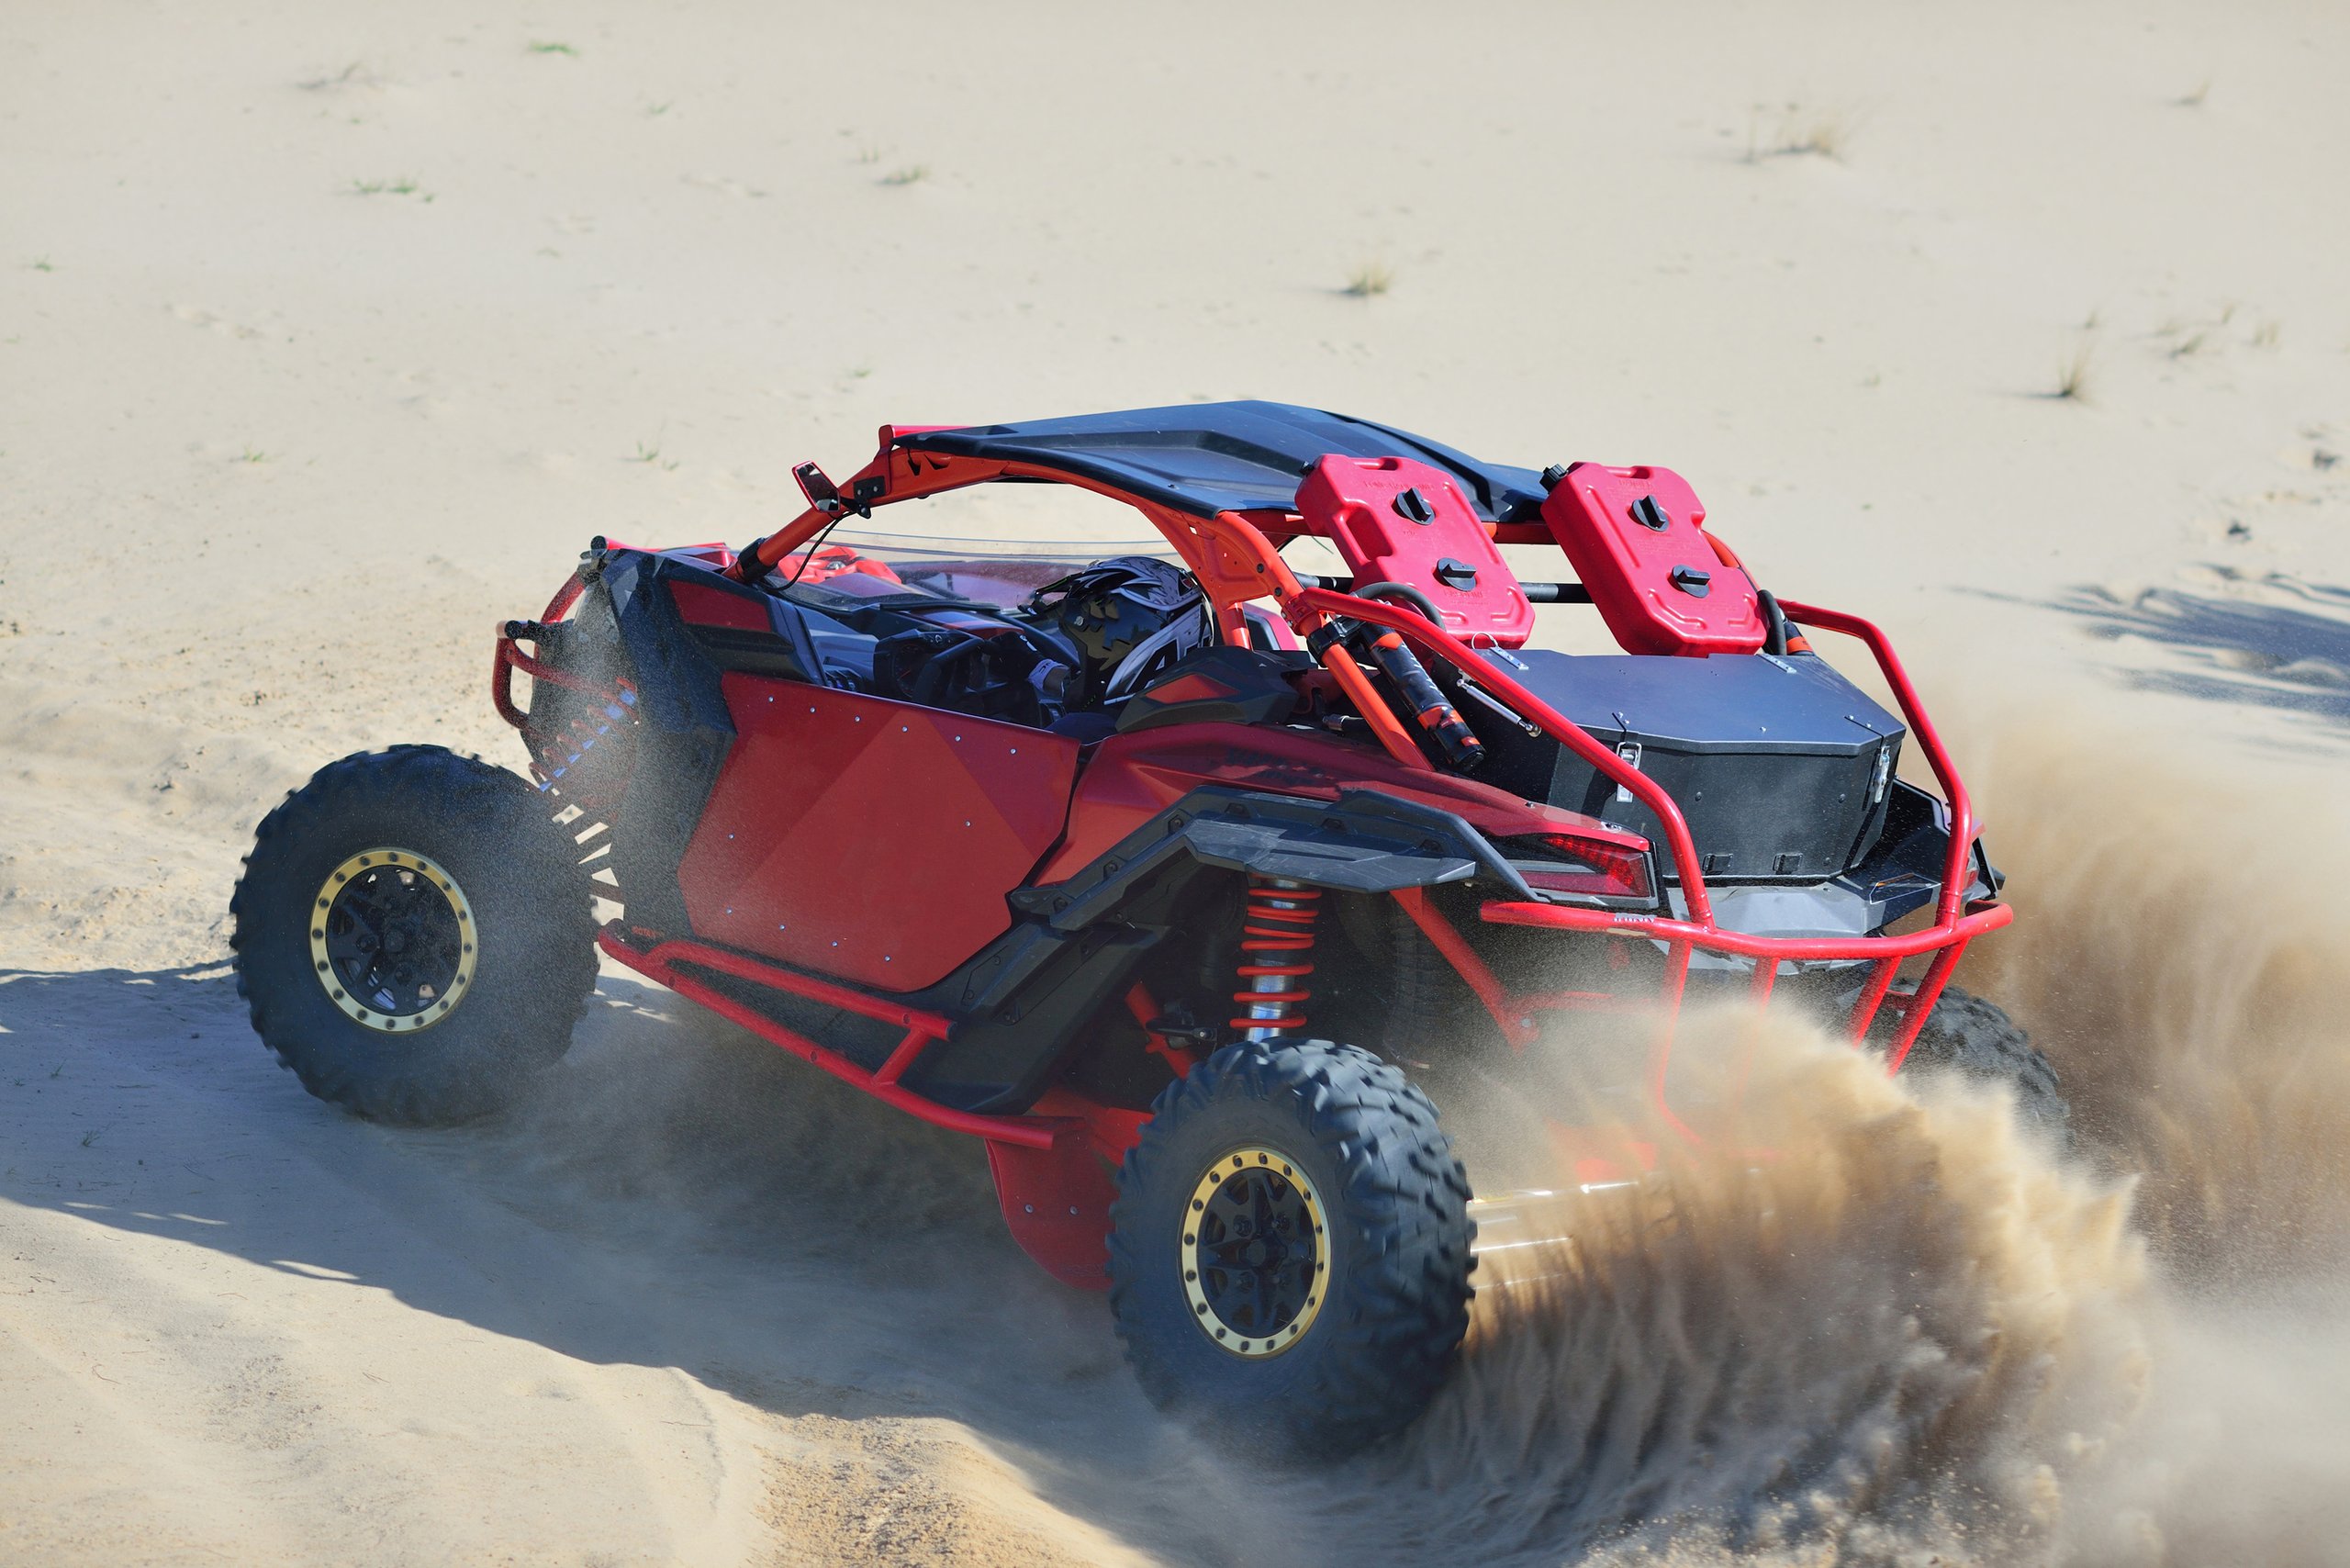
890;400;1547;524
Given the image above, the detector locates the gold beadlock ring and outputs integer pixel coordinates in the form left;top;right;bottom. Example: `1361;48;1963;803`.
1181;1146;1328;1359
308;847;477;1034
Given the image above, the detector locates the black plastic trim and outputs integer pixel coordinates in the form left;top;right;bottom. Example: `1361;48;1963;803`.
595;552;741;935
1008;786;1532;933
887;786;1538;1114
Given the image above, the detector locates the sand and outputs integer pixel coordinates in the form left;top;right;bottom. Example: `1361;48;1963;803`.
4;0;2348;1562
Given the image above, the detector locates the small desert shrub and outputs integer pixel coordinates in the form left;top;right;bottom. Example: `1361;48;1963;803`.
2053;339;2095;402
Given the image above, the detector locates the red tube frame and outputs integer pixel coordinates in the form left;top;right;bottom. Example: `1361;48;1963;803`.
597;931;1071;1148
708;432;1989;958
1281;585;2000;1062
492;571;597;730
518;433;2007;1145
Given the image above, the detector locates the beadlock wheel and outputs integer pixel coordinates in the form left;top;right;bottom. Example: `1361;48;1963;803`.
1182;1146;1328;1357
1109;1039;1475;1458
309;848;478;1032
231;745;599;1126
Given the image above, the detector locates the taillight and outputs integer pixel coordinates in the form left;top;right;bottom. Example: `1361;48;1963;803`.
1505;832;1652;901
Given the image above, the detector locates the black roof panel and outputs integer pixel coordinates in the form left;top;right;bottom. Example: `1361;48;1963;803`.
894;400;1548;523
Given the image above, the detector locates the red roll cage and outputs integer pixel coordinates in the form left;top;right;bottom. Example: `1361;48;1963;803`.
703;427;2009;1070
496;420;2009;1201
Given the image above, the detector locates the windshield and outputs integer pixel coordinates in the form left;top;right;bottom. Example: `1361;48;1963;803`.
878;558;1091;611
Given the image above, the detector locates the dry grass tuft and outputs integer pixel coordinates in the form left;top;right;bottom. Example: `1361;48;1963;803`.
297;62;379;92
2052;338;2097;402
2154;304;2264;360
879;165;929;187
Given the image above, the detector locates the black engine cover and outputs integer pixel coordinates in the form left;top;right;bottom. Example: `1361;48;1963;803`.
1460;650;1904;882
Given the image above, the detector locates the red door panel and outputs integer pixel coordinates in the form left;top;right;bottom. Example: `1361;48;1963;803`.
678;674;1080;990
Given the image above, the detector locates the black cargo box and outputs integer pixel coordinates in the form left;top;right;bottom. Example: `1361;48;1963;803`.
1455;650;1905;882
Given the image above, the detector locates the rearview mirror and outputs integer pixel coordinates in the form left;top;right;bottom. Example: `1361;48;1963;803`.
794;461;846;516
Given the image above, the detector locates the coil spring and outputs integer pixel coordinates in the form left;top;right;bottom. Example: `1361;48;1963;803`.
1230;877;1320;1039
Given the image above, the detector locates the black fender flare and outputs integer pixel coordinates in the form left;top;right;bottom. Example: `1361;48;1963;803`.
902;790;1530;1114
1008;786;1533;935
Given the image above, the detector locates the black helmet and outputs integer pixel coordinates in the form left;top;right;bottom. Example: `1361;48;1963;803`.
1029;557;1204;698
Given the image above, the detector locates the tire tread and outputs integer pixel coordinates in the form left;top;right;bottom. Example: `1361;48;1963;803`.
229;745;597;1125
1108;1037;1475;1454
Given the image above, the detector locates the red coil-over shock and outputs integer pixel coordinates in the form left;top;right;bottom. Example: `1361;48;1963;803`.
1231;877;1321;1040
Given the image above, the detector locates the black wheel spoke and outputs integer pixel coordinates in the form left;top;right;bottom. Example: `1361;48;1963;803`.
337;887;397;924
1106;1041;1475;1456
320;863;464;1023
1193;1158;1318;1347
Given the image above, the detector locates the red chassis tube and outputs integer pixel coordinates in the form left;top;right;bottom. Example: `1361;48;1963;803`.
722;430;1990;956
494;444;2018;1286
594;928;1143;1287
492;569;599;730
552;439;1999;1157
1284;587;2004;1069
596;929;1058;1146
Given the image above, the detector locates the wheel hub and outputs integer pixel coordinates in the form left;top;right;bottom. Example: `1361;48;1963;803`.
308;848;477;1033
1181;1147;1327;1357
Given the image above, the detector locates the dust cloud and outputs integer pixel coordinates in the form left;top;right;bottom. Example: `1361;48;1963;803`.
1960;727;2350;1285
370;721;2350;1565
466;985;1001;1261
1251;721;2350;1566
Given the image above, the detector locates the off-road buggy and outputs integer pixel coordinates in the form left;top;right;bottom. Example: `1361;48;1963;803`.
231;402;2058;1455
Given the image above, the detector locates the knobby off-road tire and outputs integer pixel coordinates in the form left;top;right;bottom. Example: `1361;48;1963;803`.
1385;899;1472;1058
230;745;598;1126
1897;984;2071;1145
1108;1039;1476;1459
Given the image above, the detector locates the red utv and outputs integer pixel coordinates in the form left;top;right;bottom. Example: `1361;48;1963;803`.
230;402;2058;1455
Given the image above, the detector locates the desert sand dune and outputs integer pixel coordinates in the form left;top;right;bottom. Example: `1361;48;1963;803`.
5;1;2349;1562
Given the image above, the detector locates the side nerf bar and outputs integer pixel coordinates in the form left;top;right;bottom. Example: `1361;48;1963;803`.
596;929;1064;1148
